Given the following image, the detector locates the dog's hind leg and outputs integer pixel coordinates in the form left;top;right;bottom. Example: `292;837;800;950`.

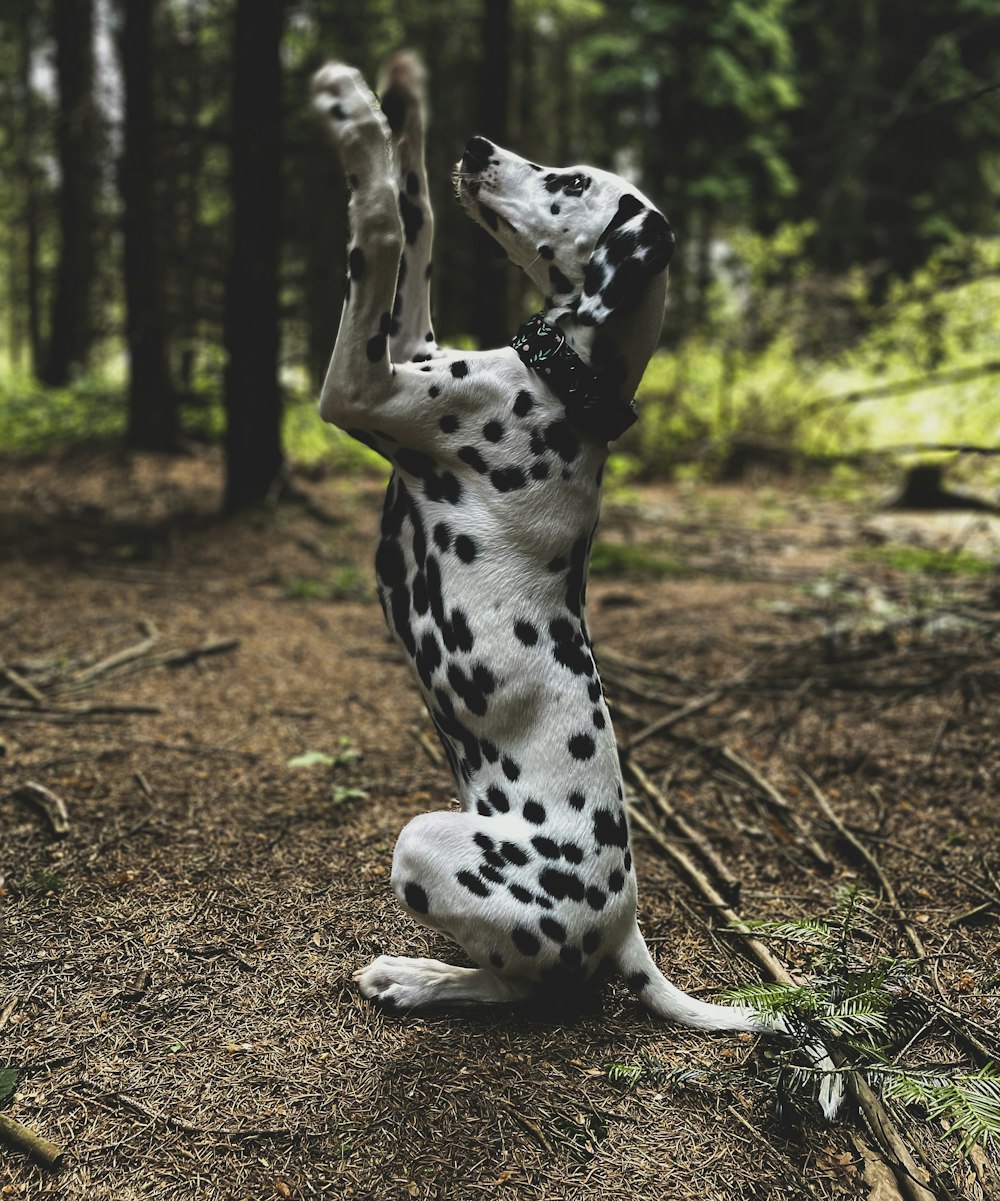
377;52;440;363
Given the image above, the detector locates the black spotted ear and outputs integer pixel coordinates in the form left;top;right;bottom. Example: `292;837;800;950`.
576;195;675;326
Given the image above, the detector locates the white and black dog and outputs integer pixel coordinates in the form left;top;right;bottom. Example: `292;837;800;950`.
312;54;840;1117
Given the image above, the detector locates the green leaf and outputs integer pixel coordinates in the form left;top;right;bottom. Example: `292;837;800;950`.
287;750;337;769
0;1068;18;1104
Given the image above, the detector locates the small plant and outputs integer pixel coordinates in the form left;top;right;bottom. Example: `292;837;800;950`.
15;868;66;897
721;888;1000;1151
287;737;361;771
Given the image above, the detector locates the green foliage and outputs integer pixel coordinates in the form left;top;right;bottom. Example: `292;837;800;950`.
0;375;126;454
0;1068;18;1105
617;232;1000;479
15;868;66;896
881;1066;1000;1154
854;545;997;577
287;737;361;771
588;540;692;580
723;888;1000;1152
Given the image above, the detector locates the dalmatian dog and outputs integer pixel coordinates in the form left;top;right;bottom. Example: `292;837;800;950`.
311;55;841;1118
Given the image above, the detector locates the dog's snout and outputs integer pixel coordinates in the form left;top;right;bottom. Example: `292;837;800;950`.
462;137;494;174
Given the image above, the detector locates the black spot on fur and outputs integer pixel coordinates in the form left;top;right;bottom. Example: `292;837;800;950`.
593;808;629;850
568;791;586;811
626;971;649;993
608;869;625;893
457;870;490;897
540;917;567;943
450;361;469;378
486;786;510;813
458;445;489;474
582;929;601;954
483;420;505;442
399;191;424;245
539;868;585;902
531;837;561;860
512;928;540;955
490;466;527;493
349;247;366;279
514;620;538;646
500;841;529;866
454;534;478;563
404;882;428;913
509;883;532;904
366;333;387;363
439;414;460;434
513;390;535;416
530;461;550;481
544;421;580;463
501;756;520;781
481;739;499;764
562;843;584;864
523;800;546;824
489;952;504;968
375;538;406;588
433;523;451;551
586;887;607;910
568;732;596;760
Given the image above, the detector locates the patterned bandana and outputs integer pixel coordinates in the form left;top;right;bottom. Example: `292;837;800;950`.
510;313;638;442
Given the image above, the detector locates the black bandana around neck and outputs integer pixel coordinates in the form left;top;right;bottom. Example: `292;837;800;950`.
510;313;638;443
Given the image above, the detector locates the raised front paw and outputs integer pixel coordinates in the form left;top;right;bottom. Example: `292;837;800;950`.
377;52;428;167
312;62;393;177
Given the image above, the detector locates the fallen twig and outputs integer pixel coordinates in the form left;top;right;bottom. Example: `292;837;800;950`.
719;748;833;872
627;761;741;904
7;782;70;837
625;780;938;1201
0;1111;64;1170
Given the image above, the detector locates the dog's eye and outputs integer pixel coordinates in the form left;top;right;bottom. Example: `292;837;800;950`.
564;174;588;196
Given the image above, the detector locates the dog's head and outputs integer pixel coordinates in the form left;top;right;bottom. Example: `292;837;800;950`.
455;137;674;402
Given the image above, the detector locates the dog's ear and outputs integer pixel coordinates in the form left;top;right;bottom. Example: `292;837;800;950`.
576;194;675;327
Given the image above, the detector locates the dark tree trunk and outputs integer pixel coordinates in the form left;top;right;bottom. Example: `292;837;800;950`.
222;0;285;511
42;0;98;387
473;0;512;349
18;6;43;375
120;0;177;450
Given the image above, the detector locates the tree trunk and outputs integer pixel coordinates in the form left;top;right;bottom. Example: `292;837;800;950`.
18;5;43;375
42;0;98;387
472;0;512;349
222;0;285;511
120;0;177;450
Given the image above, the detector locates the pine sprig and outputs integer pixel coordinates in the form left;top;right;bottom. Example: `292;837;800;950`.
719;887;1000;1153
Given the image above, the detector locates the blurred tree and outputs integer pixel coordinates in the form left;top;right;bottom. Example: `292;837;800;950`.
472;0;514;346
576;0;800;338
119;0;178;450
223;0;287;511
786;0;1000;286
42;0;100;387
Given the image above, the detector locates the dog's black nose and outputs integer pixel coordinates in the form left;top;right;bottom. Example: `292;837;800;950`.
462;137;494;174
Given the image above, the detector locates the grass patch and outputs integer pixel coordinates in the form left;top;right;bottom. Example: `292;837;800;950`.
855;544;996;577
589;540;692;580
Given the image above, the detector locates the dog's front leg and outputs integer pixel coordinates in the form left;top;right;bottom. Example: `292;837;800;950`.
377;53;439;363
312;64;403;425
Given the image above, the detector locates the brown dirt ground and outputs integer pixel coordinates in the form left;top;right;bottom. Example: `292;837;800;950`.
1;445;998;1201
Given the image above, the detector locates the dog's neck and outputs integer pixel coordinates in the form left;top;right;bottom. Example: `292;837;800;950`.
511;312;638;442
541;274;668;418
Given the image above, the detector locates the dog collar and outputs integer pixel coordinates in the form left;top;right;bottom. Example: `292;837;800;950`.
511;313;638;442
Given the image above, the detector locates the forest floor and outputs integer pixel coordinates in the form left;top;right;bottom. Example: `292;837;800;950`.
2;444;999;1201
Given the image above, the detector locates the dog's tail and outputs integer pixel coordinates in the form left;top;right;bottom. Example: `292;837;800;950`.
615;923;844;1118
